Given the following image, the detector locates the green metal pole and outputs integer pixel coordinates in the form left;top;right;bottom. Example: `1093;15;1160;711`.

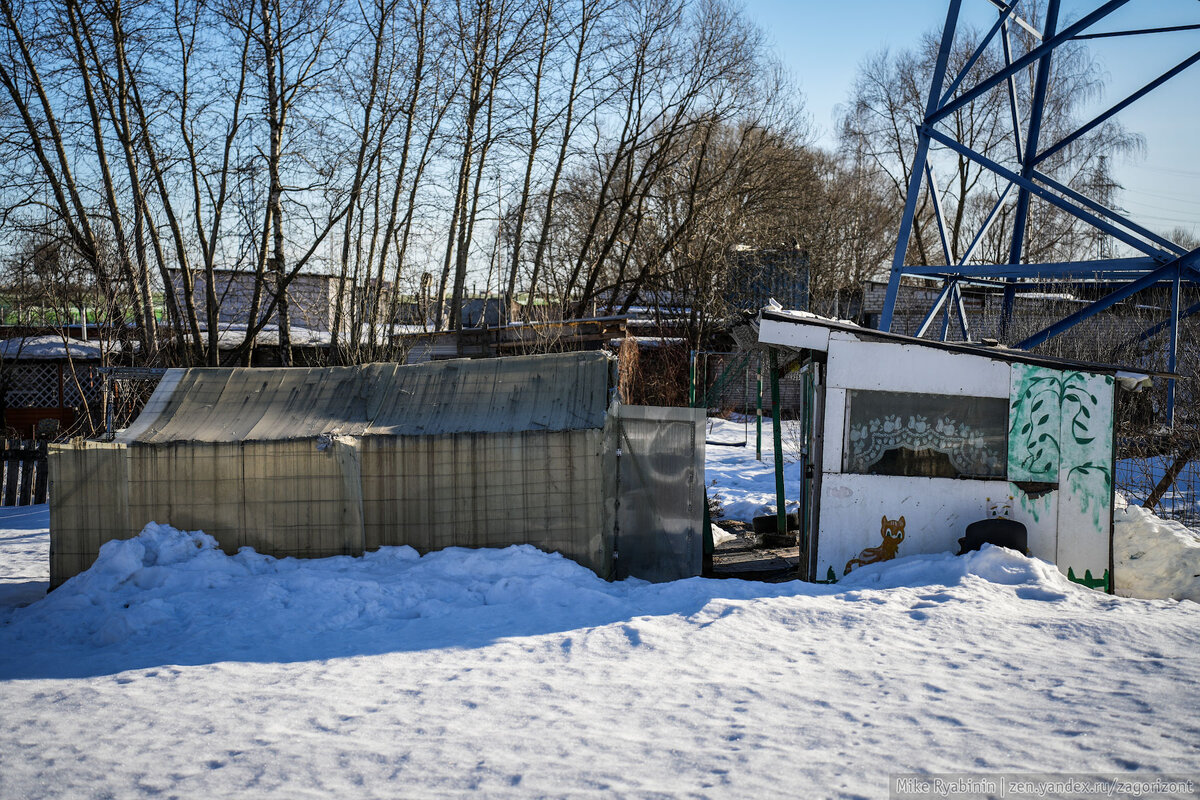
743;358;750;446
688;350;698;407
799;357;813;555
770;349;786;540
755;355;763;461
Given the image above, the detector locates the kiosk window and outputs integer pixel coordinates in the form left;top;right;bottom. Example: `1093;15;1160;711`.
843;390;1008;479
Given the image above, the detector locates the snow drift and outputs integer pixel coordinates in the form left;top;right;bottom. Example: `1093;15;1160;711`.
1115;502;1200;602
4;517;1200;798
2;520;1107;670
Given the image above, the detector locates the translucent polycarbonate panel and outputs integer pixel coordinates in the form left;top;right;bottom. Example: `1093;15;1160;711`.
48;441;130;587
360;429;612;577
115;351;613;444
367;352;613;436
614;406;705;582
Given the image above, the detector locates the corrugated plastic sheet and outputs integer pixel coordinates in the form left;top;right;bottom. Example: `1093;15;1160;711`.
51;352;623;587
50;351;705;588
48;441;129;583
117;351;613;444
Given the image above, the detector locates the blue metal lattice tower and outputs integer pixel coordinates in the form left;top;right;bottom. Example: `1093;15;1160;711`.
879;0;1200;423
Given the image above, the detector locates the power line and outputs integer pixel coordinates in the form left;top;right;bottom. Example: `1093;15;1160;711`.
1121;187;1200;208
1126;211;1200;225
1122;163;1200;179
1122;199;1200;217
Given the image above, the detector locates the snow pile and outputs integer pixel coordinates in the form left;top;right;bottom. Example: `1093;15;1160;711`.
710;523;738;547
1114;503;1200;602
4;521;1097;663
839;541;1074;600
6;522;641;654
3;518;1200;797
762;306;859;327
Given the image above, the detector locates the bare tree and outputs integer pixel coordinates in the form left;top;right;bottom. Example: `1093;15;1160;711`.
0;0;839;370
839;20;1142;278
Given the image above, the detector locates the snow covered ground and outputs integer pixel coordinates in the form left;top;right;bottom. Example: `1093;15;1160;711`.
703;416;803;521
0;505;52;610
2;428;1200;798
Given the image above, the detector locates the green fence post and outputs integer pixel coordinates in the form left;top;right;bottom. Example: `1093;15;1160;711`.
770;348;786;540
756;355;763;461
688;350;698;408
799;356;814;557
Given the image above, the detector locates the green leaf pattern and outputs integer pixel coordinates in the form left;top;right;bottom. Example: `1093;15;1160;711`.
1009;365;1113;533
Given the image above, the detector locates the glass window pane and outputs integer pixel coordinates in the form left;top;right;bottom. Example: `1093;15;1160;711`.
843;390;1008;479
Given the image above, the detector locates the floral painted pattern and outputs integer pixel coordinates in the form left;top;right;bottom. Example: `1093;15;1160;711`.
1008;366;1112;496
847;413;1005;477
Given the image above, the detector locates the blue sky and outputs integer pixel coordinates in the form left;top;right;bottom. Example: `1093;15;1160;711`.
738;0;1200;241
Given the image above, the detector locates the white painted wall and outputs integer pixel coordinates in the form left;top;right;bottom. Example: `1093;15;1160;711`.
816;474;1060;581
816;337;1022;581
825;336;1010;397
758;318;830;352
1011;485;1058;565
822;387;847;474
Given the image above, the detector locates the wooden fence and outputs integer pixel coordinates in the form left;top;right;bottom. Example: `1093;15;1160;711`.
1;439;48;506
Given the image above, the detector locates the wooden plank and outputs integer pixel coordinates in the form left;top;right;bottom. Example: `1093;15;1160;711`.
18;440;34;506
3;440;18;506
33;442;48;504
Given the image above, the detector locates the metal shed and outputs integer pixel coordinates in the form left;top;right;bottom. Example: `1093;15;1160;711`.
48;351;705;587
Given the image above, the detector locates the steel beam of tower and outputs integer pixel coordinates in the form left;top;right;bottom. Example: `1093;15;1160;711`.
999;0;1060;340
879;0;963;331
879;0;1199;425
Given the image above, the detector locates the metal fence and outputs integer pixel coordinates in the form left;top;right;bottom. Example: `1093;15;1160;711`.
692;350;808;414
101;367;167;438
1115;449;1200;531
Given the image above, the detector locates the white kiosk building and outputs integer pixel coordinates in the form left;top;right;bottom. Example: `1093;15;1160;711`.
755;309;1152;590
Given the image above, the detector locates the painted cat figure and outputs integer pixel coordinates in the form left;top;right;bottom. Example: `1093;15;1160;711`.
844;515;905;575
